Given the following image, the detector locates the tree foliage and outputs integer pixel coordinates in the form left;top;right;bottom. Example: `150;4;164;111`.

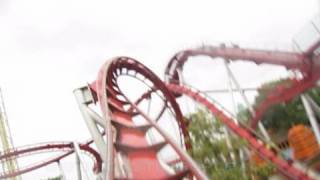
184;79;320;179
187;108;250;179
254;79;320;133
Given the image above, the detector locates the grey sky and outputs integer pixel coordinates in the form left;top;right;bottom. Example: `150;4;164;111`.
0;0;318;178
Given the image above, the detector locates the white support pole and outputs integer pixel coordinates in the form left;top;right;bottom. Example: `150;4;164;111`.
257;122;271;142
292;162;320;179
305;94;320;119
223;59;238;123
223;127;233;149
115;152;128;178
220;153;227;165
222;125;237;165
74;88;107;162
57;161;66;180
213;59;237;165
73;142;93;180
239;149;246;175
86;107;106;127
74;86;114;180
211;156;217;167
223;59;271;178
222;59;271;141
301;94;320;145
75;150;82;180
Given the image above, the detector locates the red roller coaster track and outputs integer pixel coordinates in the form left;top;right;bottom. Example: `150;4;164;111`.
1;43;320;179
91;57;207;179
164;45;320;129
167;83;311;180
0;141;102;179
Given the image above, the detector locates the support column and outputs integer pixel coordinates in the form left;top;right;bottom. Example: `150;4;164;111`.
73;87;107;162
222;59;271;141
73;142;92;180
301;94;320;144
57;161;66;180
74;86;113;180
223;59;238;124
305;94;320;119
75;150;82;180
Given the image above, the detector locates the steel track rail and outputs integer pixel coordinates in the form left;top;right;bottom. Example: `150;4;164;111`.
164;45;320;129
91;57;208;179
0;142;102;179
167;83;313;180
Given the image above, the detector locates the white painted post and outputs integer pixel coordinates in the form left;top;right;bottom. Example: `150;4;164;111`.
223;59;238;124
75;150;82;180
73;142;93;180
222;59;271;141
301;94;320;144
57;161;66;180
74;88;107;163
305;94;320;119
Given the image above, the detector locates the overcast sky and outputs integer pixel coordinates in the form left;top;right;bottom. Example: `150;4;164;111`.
0;0;318;179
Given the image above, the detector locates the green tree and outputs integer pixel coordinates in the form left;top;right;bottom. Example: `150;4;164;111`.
185;79;320;179
254;79;320;134
187;108;249;179
187;108;276;179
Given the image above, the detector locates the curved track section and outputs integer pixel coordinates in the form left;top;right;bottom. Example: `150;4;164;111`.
165;45;309;83
93;57;207;179
167;83;312;180
250;78;319;128
164;45;320;128
0;142;102;179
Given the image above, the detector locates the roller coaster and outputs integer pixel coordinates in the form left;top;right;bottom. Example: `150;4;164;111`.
1;20;320;180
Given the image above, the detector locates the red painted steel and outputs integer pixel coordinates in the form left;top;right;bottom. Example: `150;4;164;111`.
164;45;320;129
250;78;319;128
2;44;320;179
167;83;312;180
0;142;102;179
91;57;207;179
165;45;310;84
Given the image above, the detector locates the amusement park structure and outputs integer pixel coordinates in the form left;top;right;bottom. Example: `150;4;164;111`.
0;89;20;180
1;16;320;180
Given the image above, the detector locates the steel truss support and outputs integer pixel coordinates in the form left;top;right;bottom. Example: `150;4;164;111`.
57;161;66;180
305;94;320;119
222;59;238;165
84;57;209;179
168;83;315;179
0;88;20;180
74;86;108;180
74;85;134;179
301;94;320;145
74;144;82;180
223;59;238;122
128;98;208;180
74;86;107;163
0;142;102;179
73;142;94;180
222;59;271;142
